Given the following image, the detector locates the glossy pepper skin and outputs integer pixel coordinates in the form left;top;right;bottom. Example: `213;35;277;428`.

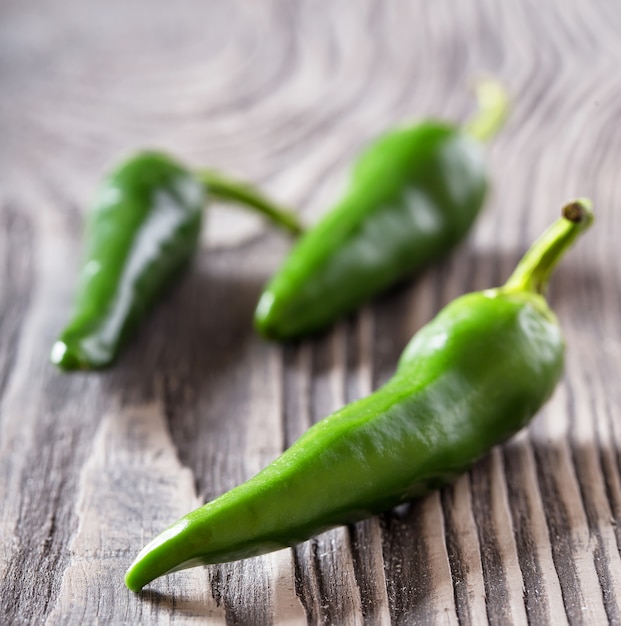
125;200;593;592
51;152;205;370
51;154;302;370
255;81;508;340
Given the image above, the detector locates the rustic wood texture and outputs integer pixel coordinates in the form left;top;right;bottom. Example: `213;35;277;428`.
1;0;620;623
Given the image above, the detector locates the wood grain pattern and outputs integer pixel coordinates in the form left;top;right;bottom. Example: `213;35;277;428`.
1;0;620;623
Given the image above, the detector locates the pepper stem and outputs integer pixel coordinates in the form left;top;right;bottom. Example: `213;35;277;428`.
503;199;594;295
197;170;304;236
463;78;510;142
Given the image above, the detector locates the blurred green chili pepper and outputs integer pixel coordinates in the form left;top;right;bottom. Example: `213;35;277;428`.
125;199;592;592
51;152;302;370
254;80;509;339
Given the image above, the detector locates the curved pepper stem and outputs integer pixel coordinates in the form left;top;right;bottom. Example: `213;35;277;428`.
463;78;510;142
503;199;594;295
197;170;304;236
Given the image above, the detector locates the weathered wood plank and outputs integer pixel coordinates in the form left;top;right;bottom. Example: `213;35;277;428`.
1;0;621;623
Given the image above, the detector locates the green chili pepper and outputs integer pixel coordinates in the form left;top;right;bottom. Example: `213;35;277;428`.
125;199;593;592
254;80;509;339
51;152;302;371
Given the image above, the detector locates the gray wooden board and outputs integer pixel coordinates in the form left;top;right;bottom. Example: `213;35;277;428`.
1;0;620;623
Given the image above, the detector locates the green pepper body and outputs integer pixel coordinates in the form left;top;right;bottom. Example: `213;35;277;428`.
51;153;303;371
126;289;562;591
51;152;204;370
255;79;510;340
254;123;486;339
126;200;592;592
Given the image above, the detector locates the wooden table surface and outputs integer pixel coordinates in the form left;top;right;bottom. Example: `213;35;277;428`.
2;0;620;623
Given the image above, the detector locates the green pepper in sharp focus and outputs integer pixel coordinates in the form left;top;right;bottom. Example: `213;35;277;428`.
125;199;593;592
51;152;302;371
254;80;509;340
